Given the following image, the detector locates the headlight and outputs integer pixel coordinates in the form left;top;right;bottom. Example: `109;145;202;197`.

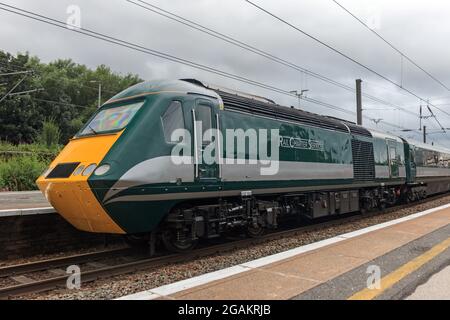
82;164;97;176
73;165;85;176
94;164;111;176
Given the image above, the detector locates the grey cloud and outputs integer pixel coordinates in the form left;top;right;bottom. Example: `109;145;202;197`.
1;0;450;145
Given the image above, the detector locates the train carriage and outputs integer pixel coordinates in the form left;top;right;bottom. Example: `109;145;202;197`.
36;79;450;251
404;140;450;195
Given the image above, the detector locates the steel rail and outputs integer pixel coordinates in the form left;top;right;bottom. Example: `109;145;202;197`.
0;192;449;299
0;247;131;278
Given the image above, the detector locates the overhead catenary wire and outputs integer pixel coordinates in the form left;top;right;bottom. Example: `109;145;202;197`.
0;70;33;76
331;0;450;92
31;97;91;109
0;2;417;135
0;60;33;72
12;93;93;109
0;5;296;97
0;63;120;96
0;74;28;103
244;0;450;123
126;0;420;119
6;88;44;96
0;4;381;122
362;80;413;99
425;104;447;133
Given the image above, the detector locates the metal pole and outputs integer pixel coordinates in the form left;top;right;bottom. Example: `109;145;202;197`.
0;70;32;76
0;75;27;103
98;82;102;108
419;105;422;130
423;125;426;143
356;79;362;125
7;88;44;96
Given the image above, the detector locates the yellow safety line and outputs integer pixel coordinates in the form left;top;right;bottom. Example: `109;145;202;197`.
348;236;450;300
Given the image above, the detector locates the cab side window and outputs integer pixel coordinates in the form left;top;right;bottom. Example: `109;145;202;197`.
389;147;396;163
195;104;212;144
161;101;184;143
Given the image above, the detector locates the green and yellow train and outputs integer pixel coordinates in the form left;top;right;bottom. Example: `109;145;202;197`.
36;79;450;251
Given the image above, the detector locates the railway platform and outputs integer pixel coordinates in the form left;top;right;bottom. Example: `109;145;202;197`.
0;191;54;217
0;191;114;259
119;203;450;300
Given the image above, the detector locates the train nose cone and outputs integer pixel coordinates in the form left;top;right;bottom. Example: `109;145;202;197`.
35;133;126;234
37;178;123;234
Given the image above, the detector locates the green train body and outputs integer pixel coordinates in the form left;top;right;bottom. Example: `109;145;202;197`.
37;79;450;251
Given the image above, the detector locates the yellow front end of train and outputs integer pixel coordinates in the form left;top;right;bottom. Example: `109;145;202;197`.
36;133;125;234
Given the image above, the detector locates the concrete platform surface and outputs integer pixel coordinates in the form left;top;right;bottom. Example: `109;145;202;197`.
406;266;450;300
118;203;450;300
0;191;54;216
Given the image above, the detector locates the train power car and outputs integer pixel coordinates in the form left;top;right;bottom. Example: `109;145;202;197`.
36;79;450;251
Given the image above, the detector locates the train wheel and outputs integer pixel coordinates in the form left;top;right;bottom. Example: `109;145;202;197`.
378;200;386;211
247;224;265;237
161;229;198;252
360;198;374;214
406;191;415;203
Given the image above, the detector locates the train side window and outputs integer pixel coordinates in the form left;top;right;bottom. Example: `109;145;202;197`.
390;147;396;163
374;139;387;165
161;101;185;143
195;104;212;143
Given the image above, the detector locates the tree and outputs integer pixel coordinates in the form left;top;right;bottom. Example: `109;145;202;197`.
0;50;142;144
38;118;61;147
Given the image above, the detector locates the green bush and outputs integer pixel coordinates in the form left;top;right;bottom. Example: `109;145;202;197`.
0;173;5;192
0;142;61;164
38;119;61;147
0;156;47;191
0;141;61;154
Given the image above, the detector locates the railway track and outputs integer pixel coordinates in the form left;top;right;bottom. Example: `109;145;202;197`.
0;247;132;278
0;192;448;299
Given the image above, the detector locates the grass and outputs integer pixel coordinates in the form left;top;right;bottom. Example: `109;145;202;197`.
0;141;61;155
0;142;61;191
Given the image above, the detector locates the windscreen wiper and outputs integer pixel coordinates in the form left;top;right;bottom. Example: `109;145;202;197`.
88;125;97;134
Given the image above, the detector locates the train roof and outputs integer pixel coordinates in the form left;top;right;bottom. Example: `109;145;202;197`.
368;129;403;143
105;79;364;136
403;137;450;154
108;79;450;141
182;79;374;137
106;79;221;104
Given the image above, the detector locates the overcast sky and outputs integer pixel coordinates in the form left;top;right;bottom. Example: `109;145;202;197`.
2;0;450;146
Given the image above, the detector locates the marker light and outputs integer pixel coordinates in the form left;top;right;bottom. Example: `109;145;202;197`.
94;164;111;176
82;164;97;176
73;165;85;176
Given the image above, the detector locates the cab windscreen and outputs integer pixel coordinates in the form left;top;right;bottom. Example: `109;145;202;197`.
78;101;144;136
